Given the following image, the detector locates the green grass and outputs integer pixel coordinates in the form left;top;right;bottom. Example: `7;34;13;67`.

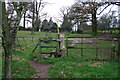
0;28;2;79
111;30;119;34
2;31;119;78
9;31;59;78
11;49;38;78
33;32;118;78
97;30;119;34
3;36;41;78
48;60;118;78
65;33;92;38
0;48;2;79
48;45;118;78
17;31;58;39
16;40;39;47
36;42;118;78
94;40;118;60
95;40;118;49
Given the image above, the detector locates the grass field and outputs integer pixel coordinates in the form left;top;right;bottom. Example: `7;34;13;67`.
98;30;119;34
65;33;92;38
10;31;59;78
2;31;119;78
17;31;58;39
0;37;2;79
36;43;118;78
0;50;2;79
11;49;37;78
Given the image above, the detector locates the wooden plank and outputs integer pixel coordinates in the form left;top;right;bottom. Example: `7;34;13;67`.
39;39;41;54
40;39;61;42
16;37;24;38
41;46;56;48
51;50;56;53
41;52;53;54
67;47;96;49
41;52;56;54
67;42;94;44
67;37;95;38
67;36;119;38
67;47;81;49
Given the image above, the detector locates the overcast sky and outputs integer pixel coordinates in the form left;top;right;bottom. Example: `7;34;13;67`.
20;0;75;27
20;0;119;27
41;0;75;21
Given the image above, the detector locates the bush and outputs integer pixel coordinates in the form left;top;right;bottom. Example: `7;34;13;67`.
77;29;83;34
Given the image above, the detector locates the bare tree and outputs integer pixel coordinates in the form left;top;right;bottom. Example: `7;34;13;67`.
59;6;73;32
28;0;48;31
70;2;90;33
2;2;13;78
23;2;28;28
2;2;28;78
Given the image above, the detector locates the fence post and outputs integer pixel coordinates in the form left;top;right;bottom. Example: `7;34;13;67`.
23;37;27;47
56;40;58;57
111;38;114;60
60;34;65;57
66;38;68;57
16;38;22;49
96;37;98;59
39;39;41;55
81;37;83;56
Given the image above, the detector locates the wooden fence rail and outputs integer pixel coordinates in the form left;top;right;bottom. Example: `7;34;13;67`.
16;37;28;49
66;37;118;60
39;39;61;57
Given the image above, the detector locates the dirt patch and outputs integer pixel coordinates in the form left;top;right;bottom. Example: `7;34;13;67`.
89;61;106;67
30;60;50;78
12;55;20;60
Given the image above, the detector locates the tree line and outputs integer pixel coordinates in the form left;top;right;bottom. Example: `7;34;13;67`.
59;0;120;34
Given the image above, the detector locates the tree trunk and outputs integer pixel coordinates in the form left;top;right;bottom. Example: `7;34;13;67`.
4;51;12;78
31;2;35;42
23;12;26;28
118;5;120;61
92;8;97;36
118;36;120;61
2;2;12;78
115;4;120;79
0;1;2;79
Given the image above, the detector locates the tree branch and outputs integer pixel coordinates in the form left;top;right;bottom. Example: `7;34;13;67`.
97;4;110;15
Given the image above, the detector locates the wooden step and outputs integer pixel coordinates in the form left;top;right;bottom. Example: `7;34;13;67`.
41;46;56;48
41;52;53;54
40;39;61;42
51;50;56;53
67;47;95;49
41;50;57;54
44;54;51;59
67;47;82;49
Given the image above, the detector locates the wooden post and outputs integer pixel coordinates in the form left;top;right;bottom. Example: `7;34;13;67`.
66;38;68;57
58;33;60;51
23;37;27;47
96;37;98;59
39;39;41;55
60;34;66;57
57;21;60;56
16;38;22;49
81;38;83;56
111;38;114;60
118;36;120;61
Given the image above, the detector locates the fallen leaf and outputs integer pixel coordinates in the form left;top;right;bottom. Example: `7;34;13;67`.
15;70;19;73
